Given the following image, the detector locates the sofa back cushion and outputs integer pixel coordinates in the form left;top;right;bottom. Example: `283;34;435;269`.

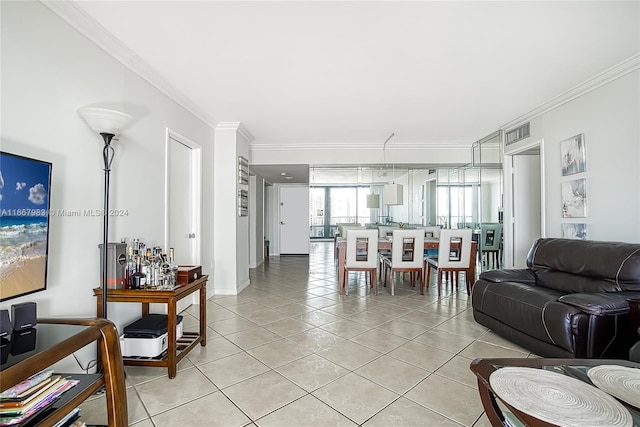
526;238;640;292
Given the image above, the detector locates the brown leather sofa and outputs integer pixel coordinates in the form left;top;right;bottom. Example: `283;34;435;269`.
471;238;640;359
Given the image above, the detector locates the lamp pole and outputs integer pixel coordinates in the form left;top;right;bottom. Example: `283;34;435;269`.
77;106;133;320
100;133;116;319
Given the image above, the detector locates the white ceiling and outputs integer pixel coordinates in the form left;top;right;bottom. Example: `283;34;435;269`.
68;1;639;182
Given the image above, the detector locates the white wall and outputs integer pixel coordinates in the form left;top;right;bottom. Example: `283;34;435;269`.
249;175;265;268
213;124;252;294
507;70;640;243
1;2;215;328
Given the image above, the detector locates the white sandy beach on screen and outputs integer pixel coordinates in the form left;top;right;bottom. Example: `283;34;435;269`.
0;257;47;299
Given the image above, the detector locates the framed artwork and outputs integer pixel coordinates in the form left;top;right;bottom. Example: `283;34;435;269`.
238;189;248;216
562;223;587;240
560;134;586;176
238;156;249;185
561;178;587;218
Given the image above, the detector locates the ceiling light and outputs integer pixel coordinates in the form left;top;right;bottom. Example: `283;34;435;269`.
382;133;403;205
284;176;294;180
280;172;287;176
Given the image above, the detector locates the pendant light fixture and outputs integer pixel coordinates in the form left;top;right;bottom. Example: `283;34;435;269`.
366;167;380;208
382;133;403;205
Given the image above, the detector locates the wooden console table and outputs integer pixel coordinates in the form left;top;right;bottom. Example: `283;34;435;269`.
0;318;128;426
93;275;207;379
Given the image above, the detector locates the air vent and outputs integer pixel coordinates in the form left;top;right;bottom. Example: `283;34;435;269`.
505;123;530;145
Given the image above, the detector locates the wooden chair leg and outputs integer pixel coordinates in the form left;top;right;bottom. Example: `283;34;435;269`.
371;270;375;295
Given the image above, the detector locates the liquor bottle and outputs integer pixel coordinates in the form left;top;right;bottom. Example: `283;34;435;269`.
151;247;162;289
142;248;152;287
168;248;179;289
130;256;146;290
125;246;135;289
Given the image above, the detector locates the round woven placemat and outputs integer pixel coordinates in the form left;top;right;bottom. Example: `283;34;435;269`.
587;365;640;409
489;367;632;427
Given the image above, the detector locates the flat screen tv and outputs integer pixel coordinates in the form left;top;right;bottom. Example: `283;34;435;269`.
0;151;52;301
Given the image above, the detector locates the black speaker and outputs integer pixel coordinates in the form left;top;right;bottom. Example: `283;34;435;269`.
11;302;37;331
0;310;11;338
0;338;11;364
10;328;37;355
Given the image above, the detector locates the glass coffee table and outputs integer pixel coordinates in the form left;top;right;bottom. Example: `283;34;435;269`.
470;358;640;426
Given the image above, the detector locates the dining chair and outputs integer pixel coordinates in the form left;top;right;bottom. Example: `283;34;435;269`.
343;229;379;295
376;225;397;277
415;225;442;258
377;225;399;238
381;229;424;296
334;223;364;264
480;223;502;269
423;228;473;295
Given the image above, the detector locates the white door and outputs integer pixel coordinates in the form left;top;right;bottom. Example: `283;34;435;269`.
511;150;542;267
168;137;196;263
280;186;309;254
166;132;201;311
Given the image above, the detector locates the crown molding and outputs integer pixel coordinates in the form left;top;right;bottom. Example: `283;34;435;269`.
215;122;255;142
501;53;640;131
250;141;472;151
42;0;218;129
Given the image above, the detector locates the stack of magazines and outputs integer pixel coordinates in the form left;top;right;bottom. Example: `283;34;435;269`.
0;368;80;426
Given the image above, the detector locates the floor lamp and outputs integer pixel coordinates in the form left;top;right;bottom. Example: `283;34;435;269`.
78;107;133;319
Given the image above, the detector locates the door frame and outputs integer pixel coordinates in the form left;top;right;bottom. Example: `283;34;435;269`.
503;138;545;268
164;128;202;265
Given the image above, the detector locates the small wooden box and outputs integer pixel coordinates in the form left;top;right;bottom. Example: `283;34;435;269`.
177;265;202;285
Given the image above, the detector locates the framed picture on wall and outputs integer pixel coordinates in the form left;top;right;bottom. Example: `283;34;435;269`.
561;178;587;218
238;156;249;185
562;223;587;240
560;134;586;176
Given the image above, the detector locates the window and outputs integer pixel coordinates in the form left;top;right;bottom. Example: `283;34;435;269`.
309;186;375;238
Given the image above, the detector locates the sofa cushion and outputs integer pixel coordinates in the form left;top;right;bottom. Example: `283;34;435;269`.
527;238;640;292
533;268;621;293
472;280;588;355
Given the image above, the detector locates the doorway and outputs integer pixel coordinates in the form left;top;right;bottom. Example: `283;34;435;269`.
504;140;544;268
165;129;202;309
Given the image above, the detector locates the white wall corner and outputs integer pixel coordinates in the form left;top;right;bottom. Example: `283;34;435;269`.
215;122;254;144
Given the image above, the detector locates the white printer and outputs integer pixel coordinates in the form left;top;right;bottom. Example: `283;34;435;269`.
120;314;183;358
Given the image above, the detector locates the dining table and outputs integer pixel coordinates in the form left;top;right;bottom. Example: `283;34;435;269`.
335;236;441;295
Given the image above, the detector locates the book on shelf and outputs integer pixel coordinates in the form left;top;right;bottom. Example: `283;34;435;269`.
0;377;79;426
0;376;60;408
0;368;54;400
0;376;65;414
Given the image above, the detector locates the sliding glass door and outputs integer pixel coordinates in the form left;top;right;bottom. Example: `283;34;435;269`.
309;186;373;239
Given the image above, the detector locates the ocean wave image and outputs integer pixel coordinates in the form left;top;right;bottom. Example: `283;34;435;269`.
0;217;49;281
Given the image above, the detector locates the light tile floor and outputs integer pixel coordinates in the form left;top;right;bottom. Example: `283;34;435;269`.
79;242;535;426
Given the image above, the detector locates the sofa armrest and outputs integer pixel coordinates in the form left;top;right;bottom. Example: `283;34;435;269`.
478;269;537;284
558;293;633;316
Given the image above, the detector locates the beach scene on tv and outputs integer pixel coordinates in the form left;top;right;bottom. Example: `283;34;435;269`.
0;152;51;301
